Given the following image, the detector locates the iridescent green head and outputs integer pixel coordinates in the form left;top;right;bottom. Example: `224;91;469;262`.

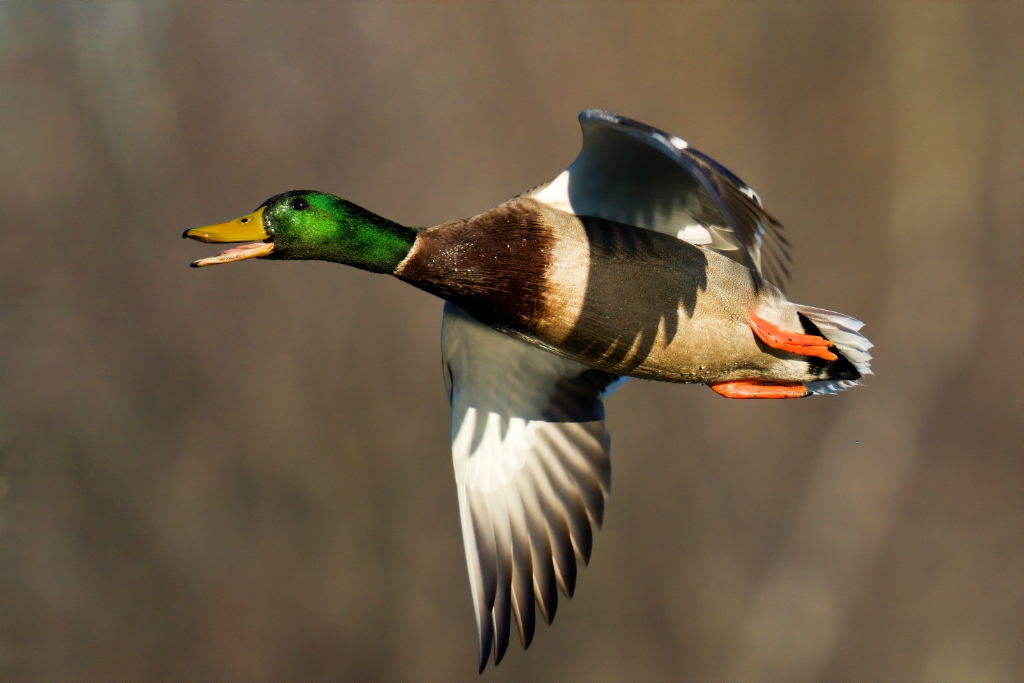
184;191;416;273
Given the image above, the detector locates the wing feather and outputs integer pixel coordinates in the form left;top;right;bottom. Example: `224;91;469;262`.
486;491;514;665
459;485;496;672
529;109;791;289
525;453;579;598
514;473;558;624
501;484;536;649
443;303;619;670
534;433;594;565
541;423;609;529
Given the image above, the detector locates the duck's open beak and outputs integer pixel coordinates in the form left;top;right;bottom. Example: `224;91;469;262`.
183;207;274;267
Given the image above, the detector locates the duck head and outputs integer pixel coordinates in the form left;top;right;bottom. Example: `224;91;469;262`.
184;191;416;273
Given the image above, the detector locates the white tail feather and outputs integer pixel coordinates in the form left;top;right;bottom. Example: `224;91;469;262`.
805;379;863;395
796;305;874;381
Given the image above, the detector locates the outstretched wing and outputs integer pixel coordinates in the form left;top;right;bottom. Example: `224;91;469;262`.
530;109;790;287
442;302;623;672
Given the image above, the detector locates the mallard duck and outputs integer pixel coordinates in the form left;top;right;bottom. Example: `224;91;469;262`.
185;110;872;672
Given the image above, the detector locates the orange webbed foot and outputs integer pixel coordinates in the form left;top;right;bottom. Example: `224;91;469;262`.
748;312;838;361
710;380;809;399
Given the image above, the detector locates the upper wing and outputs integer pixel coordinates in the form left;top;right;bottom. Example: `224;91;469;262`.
529;109;791;287
442;302;623;672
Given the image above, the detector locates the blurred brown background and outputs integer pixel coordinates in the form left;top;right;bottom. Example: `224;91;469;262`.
1;2;1021;681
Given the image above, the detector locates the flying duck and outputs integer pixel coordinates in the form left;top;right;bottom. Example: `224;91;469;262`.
184;110;872;672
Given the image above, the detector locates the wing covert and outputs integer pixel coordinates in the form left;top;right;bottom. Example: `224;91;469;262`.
442;302;621;672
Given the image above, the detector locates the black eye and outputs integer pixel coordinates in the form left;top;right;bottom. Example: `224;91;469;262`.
291;198;308;211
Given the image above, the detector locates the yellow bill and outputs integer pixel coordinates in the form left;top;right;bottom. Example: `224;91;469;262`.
183;207;274;267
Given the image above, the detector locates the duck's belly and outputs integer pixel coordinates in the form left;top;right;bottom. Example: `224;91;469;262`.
522;210;805;384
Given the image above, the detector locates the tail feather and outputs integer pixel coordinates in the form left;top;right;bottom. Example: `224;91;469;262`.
804;379;864;395
795;305;873;395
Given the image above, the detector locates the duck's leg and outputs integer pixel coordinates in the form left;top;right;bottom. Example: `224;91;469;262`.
747;312;837;361
707;313;839;399
709;379;808;399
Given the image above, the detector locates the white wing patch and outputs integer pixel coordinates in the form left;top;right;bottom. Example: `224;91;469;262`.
530;170;573;214
676;224;714;245
740;186;763;207
443;303;619;672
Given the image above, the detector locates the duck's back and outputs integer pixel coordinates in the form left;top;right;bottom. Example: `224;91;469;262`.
396;198;818;384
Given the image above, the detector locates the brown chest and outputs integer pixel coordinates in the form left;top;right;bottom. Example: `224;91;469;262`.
394;202;557;332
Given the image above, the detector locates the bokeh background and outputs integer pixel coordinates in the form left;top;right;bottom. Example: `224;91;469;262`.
1;2;1021;681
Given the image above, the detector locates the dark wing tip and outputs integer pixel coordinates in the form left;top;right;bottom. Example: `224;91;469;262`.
520;624;534;650
494;633;508;667
477;623;493;674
